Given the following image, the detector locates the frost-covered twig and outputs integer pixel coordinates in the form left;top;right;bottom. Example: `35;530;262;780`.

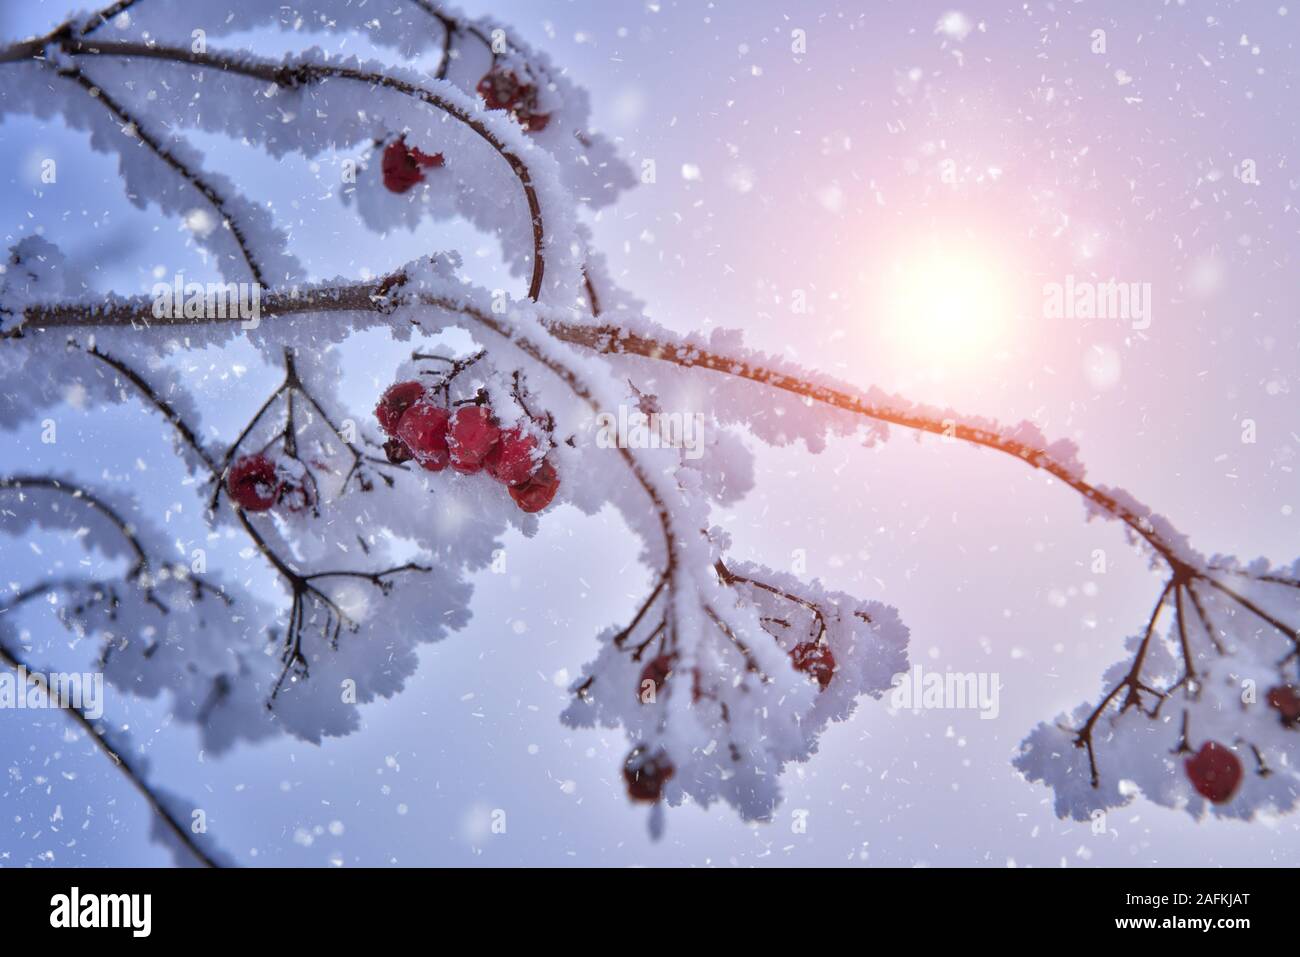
0;475;237;866
548;317;1194;568
1;0;1294;861
12;280;1200;567
50;61;269;284
408;0;502;79
82;343;219;474
0;33;551;300
92;346;432;704
0;637;221;867
209;348;396;513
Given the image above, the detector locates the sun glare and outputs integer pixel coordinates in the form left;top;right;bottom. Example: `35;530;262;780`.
882;247;1012;364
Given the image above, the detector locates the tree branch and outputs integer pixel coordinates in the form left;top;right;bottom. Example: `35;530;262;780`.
0;621;219;867
52;62;268;284
1;475;149;576
82;343;219;474
12;35;548;300
10;277;1197;578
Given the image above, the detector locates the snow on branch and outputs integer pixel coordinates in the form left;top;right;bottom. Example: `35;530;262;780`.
0;1;1294;866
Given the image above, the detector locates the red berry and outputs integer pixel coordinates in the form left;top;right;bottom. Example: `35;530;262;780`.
1184;741;1242;804
1267;685;1300;727
395;402;452;472
375;381;427;436
637;654;675;704
476;69;551;132
508;459;560;513
791;641;835;690
381;137;444;193
447;406;501;474
383;437;413;465
623;746;673;803
226;455;281;512
484;426;540;485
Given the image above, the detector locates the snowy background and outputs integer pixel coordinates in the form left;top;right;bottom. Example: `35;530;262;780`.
1;0;1297;865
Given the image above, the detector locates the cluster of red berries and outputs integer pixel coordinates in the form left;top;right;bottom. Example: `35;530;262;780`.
1181;685;1300;804
476;68;550;132
375;380;560;512
225;454;314;514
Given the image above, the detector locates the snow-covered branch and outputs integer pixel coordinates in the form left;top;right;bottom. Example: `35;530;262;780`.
1;0;1295;865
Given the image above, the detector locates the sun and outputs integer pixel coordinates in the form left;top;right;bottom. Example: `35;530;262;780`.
882;245;1012;364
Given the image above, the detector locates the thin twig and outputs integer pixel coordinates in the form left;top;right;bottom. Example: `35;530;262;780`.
0;638;220;867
